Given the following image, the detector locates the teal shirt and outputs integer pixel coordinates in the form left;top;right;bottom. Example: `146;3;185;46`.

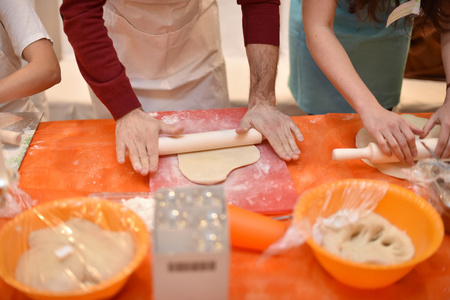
288;0;412;114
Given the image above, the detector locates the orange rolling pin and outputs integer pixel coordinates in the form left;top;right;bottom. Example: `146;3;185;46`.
227;204;289;252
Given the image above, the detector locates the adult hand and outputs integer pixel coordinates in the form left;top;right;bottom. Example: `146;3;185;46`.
115;108;184;175
361;108;424;165
237;102;303;161
421;102;450;158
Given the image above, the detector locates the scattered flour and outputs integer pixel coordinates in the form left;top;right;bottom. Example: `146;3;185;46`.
121;197;155;232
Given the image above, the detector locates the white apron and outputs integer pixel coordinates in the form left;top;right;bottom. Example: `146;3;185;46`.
92;0;229;118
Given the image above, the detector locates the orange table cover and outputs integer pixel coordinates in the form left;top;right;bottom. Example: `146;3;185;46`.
1;112;449;299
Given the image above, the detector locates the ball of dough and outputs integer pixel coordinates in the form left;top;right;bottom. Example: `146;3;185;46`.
15;244;85;292
315;210;415;264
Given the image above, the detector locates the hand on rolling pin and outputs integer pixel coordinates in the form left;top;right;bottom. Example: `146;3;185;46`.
115;108;184;175
421;103;450;159
237;102;303;161
360;108;424;165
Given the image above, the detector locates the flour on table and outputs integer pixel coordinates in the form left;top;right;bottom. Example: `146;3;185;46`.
121;196;155;232
355;114;440;179
178;145;261;185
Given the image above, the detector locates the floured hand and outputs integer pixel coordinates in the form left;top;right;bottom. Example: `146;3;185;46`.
361;107;424;166
421;103;450;159
237;102;303;161
115;108;184;175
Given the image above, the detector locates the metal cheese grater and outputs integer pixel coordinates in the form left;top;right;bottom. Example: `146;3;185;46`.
152;186;229;300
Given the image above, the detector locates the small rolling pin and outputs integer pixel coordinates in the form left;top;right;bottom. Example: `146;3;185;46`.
332;138;438;164
158;128;263;156
0;129;22;145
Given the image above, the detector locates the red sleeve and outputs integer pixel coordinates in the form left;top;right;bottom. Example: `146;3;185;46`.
237;0;280;46
60;0;141;120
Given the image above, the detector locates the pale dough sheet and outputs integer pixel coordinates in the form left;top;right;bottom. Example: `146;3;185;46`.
355;114;440;179
178;145;261;185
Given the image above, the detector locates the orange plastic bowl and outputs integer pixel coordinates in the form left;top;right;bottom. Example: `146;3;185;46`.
0;197;149;300
293;179;444;289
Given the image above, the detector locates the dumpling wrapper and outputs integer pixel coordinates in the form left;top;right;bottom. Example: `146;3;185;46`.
355;114;440;179
178;145;261;185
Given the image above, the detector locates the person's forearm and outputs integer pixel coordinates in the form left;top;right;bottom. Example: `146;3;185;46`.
0;39;60;103
305;26;381;116
245;44;278;106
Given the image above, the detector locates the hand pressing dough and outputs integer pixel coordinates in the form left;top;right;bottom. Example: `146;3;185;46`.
315;210;415;264
355;114;440;179
178;145;261;185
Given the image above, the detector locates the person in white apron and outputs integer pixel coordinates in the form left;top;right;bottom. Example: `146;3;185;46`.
90;0;229;118
0;0;60;120
61;0;303;176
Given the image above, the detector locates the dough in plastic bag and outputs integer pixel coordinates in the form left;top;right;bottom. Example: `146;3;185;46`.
314;210;415;264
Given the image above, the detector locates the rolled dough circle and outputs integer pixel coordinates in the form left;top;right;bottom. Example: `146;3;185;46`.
178;145;261;185
355;114;440;179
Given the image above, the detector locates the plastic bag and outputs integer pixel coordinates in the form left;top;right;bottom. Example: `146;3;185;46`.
0;197;149;297
405;158;450;232
405;159;450;211
0;171;36;218
264;180;389;256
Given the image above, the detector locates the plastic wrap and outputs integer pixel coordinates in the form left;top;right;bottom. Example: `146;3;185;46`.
265;180;390;257
405;159;450;232
0;197;149;300
0;172;37;218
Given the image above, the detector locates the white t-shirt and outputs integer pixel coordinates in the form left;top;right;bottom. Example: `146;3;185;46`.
0;0;52;113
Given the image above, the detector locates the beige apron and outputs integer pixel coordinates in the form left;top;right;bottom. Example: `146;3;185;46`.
92;0;229;118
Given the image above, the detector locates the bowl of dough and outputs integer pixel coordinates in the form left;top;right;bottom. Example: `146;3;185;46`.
0;197;149;300
293;179;444;289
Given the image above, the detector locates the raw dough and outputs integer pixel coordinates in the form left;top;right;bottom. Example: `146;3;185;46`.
178;145;261;185
315;210;415;264
15;244;86;292
16;218;135;292
355;114;440;179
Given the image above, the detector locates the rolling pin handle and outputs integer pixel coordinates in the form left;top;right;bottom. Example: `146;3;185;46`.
332;147;371;161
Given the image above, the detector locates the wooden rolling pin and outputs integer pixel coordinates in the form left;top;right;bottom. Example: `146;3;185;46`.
158;128;263;156
332;138;438;164
0;129;22;145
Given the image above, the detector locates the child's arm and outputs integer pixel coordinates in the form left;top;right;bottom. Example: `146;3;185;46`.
0;38;60;103
422;1;450;158
302;0;423;165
